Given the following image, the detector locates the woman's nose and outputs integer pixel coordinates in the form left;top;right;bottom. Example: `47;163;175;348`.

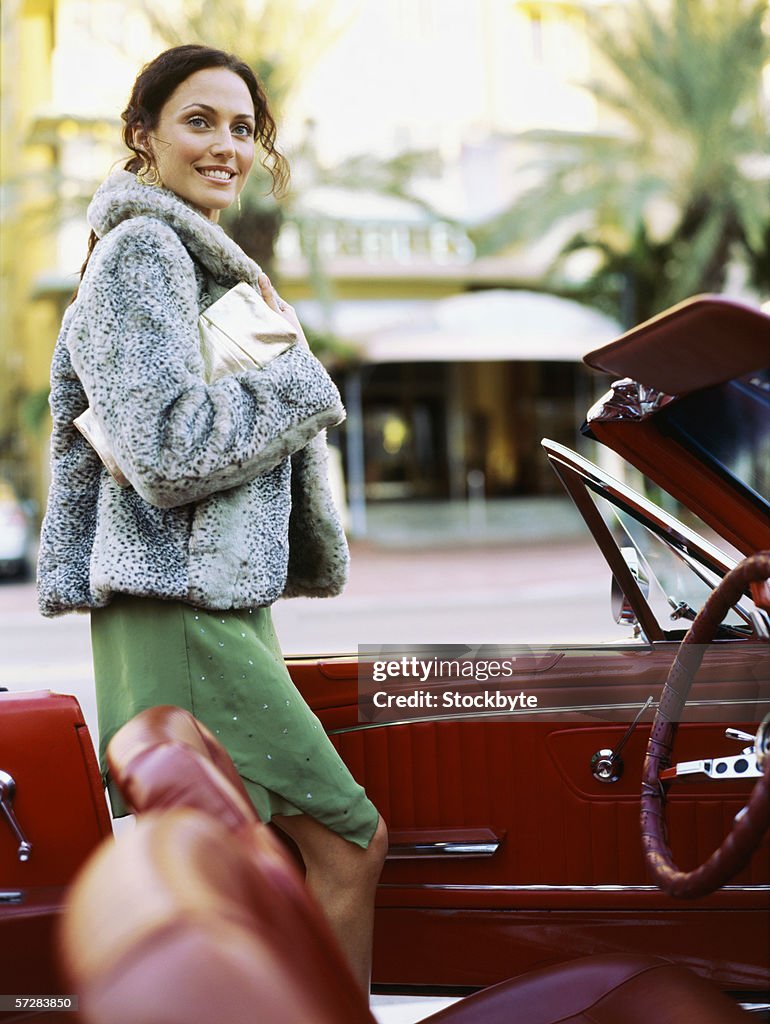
209;127;235;157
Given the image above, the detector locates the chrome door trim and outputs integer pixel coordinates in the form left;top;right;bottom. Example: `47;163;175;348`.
0;890;23;903
388;840;500;860
330;697;770;735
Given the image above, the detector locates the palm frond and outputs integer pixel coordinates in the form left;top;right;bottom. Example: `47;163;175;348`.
473;0;770;320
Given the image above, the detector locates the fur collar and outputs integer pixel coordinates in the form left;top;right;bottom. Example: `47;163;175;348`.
88;169;262;286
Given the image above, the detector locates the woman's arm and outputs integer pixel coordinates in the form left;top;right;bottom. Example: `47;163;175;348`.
68;217;344;509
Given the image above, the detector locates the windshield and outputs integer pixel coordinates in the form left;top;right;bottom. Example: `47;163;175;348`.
609;505;749;634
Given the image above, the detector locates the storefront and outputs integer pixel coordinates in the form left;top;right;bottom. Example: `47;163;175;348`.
297;290;622;534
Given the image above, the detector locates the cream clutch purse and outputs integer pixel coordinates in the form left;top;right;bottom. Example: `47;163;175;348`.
73;282;298;488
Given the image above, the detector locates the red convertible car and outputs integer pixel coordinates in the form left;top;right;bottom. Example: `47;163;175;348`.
0;295;768;1020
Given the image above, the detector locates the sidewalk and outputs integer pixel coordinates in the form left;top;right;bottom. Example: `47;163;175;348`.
353;496;586;549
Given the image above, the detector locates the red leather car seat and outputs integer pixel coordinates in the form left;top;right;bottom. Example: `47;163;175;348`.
60;807;747;1024
425;954;749;1024
60;808;370;1024
90;706;747;1024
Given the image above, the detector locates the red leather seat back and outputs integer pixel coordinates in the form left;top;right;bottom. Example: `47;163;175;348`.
60;809;374;1024
61;810;749;1024
423;954;749;1024
67;708;749;1024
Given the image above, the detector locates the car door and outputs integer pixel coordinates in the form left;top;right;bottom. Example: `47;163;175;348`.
287;444;770;992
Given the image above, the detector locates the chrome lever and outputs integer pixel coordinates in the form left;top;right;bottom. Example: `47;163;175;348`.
0;770;33;862
725;728;755;750
660;752;762;782
660;721;769;782
591;696;654;783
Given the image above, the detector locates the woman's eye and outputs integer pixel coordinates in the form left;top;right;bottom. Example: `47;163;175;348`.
233;124;253;137
188;115;208;128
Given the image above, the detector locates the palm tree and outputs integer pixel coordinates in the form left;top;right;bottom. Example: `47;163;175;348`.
471;0;770;325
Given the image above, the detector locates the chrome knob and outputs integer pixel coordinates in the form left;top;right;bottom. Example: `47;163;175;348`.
591;748;623;783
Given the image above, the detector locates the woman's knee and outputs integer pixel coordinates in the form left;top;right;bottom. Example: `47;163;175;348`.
328;814;387;890
274;812;386;884
367;815;388;873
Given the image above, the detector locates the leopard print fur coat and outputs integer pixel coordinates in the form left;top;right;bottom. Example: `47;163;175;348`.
37;170;349;616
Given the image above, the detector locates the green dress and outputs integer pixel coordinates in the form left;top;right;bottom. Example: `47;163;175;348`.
90;595;379;848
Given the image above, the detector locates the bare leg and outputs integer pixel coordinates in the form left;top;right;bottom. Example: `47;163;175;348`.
272;811;388;994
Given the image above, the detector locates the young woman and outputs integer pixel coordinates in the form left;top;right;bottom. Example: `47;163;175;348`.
37;43;387;992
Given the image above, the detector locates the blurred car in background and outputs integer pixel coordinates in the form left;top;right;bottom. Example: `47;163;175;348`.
0;479;35;580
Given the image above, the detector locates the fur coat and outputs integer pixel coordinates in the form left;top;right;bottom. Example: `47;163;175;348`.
37;170;349;616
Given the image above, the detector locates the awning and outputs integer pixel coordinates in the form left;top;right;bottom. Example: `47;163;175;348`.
297;290;622;363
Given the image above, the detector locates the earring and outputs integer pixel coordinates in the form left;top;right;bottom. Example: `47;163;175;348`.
137;162;161;187
237;193;242;214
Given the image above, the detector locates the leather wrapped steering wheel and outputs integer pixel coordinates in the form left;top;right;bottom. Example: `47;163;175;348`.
641;551;770;898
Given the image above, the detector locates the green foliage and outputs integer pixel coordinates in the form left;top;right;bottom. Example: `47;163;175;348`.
472;0;770;325
302;325;361;369
20;388;52;434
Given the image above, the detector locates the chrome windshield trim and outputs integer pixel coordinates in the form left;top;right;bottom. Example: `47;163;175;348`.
541;439;759;639
332;698;770;734
542;439;737;576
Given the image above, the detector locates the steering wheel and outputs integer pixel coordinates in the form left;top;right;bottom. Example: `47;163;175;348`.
641;550;770;898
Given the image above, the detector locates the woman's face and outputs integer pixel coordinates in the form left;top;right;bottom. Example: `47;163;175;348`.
137;67;256;222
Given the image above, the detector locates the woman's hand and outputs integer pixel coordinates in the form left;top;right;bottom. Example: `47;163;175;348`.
258;273;309;347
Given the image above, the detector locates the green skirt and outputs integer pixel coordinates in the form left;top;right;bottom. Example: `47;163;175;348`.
90;596;379;848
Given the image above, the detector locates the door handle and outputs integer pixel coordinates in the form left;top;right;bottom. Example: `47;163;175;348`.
0;770;33;862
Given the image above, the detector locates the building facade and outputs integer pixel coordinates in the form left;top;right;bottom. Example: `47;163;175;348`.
2;0;628;522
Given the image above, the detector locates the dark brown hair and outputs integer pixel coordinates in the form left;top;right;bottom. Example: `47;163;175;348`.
75;44;288;291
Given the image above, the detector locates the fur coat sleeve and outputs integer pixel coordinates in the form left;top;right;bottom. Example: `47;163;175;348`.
69;215;345;510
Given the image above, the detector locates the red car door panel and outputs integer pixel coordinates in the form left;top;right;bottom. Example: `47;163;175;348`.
287;644;770;990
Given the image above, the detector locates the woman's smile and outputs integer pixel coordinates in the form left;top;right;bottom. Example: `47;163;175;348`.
197;166;237;181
